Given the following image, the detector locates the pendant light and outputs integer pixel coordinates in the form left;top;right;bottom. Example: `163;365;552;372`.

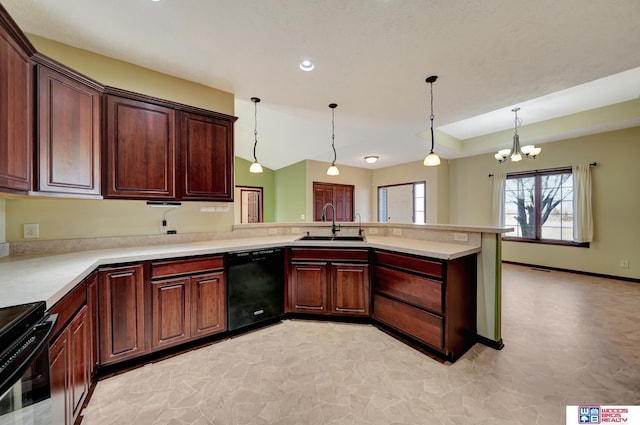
327;103;340;176
249;97;263;173
423;75;441;166
494;107;542;163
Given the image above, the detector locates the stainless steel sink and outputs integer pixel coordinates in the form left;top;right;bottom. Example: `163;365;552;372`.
297;235;366;242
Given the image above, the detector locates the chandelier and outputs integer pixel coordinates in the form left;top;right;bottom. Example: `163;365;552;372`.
495;107;541;163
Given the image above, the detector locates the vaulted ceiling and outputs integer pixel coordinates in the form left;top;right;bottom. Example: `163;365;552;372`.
4;0;640;170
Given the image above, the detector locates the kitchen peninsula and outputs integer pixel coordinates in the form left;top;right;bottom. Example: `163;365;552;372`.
0;222;507;346
0;222;507;424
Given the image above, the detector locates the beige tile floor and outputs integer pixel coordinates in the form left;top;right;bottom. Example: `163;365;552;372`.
80;264;640;424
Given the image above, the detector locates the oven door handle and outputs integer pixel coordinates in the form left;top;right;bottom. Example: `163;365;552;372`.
0;313;57;398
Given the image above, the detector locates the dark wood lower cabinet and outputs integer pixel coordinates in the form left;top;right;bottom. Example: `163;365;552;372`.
287;248;370;317
149;256;226;350
373;250;477;361
49;305;90;425
191;271;226;337
98;264;146;365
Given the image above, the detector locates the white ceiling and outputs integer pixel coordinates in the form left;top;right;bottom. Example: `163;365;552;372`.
4;0;640;170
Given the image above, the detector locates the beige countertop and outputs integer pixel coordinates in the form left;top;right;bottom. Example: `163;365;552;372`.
0;235;480;309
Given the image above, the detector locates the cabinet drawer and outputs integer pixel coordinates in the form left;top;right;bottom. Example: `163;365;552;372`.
374;251;442;279
374;266;442;315
374;294;443;350
290;248;368;262
49;279;87;339
151;256;223;279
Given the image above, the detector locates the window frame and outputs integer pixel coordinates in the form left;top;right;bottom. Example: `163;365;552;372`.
377;181;426;224
503;167;589;248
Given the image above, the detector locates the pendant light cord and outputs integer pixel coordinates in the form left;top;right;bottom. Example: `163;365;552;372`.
429;81;435;152
330;104;337;165
253;100;259;162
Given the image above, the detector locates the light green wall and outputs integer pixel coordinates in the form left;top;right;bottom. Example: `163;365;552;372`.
449;126;640;279
371;160;448;224
274;161;307;222
28;35;234;115
306;160;373;222
234;157;275;222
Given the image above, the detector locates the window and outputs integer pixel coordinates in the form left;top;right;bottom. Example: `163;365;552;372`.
378;181;426;224
504;168;583;245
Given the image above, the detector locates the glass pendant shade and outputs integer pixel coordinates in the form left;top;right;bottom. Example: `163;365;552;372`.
249;161;263;173
423;151;441;166
327;164;340;176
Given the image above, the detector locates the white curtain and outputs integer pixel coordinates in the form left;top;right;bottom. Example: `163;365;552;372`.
491;172;506;227
573;164;593;243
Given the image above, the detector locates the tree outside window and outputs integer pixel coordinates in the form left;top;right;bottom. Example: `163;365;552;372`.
504;169;575;243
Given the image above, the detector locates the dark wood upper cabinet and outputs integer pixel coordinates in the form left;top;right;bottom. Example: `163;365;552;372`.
0;4;35;193
105;93;176;199
181;112;234;201
35;55;102;196
104;89;236;201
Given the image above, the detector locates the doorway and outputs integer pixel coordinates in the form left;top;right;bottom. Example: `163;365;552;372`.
378;181;426;223
238;186;263;223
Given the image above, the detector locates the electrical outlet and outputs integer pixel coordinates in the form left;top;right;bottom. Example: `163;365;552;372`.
291;227;300;234
368;228;379;235
453;232;469;242
392;228;402;236
23;223;39;239
620;260;629;269
300;214;305;220
160;220;168;233
268;228;278;235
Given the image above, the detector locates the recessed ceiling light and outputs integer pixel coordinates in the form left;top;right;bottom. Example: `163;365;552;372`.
299;60;315;72
364;155;379;164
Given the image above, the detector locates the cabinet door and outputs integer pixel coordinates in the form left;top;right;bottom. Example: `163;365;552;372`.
0;17;33;192
86;273;99;377
49;328;70;425
37;64;101;195
150;277;191;349
288;262;329;313
180;112;233;201
331;263;370;316
68;305;90;422
105;95;175;199
191;271;226;337
98;264;145;365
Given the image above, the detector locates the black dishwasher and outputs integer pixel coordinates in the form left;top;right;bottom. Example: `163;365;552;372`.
227;248;285;332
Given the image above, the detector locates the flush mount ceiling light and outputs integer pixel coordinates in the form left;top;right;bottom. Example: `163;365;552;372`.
423;75;441;167
299;60;315;72
494;107;542;163
364;155;379;164
249;97;263;173
327;103;340;176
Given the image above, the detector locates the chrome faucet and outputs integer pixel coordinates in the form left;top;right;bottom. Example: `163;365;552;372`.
355;212;363;236
321;202;340;239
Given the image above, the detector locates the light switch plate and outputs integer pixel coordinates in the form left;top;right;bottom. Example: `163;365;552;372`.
392;228;402;236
